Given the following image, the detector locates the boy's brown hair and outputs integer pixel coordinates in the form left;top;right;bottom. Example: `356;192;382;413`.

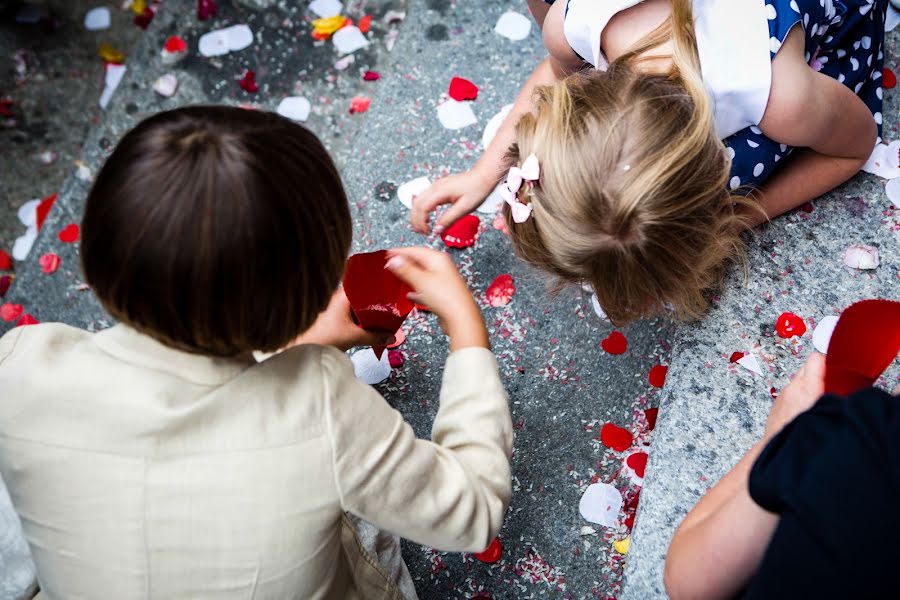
81;106;352;356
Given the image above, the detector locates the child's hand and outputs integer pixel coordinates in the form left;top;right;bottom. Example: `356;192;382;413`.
764;353;826;438
386;247;490;351
410;170;497;236
291;289;395;352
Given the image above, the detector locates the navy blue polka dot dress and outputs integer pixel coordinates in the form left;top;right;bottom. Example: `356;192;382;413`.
726;0;888;190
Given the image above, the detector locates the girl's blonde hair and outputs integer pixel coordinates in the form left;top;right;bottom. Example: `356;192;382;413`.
504;0;757;324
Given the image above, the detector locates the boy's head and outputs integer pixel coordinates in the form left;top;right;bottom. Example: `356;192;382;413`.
503;63;755;324
82;106;352;356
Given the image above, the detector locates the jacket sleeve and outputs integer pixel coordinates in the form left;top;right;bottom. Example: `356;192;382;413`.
321;346;513;553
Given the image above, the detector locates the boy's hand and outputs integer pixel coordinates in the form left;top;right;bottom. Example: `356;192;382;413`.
386;247;490;351
292;289;394;352
764;353;826;438
409;170;496;236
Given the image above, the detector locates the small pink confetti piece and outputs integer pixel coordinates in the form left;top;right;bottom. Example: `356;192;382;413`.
39;253;60;274
349;95;371;113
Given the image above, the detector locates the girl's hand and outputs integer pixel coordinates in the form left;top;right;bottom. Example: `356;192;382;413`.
764;353;826;438
409;169;497;236
291;289;395;352
385;247;490;351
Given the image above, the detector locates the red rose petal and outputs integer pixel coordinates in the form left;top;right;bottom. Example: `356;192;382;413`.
0;249;11;271
775;311;806;339
197;0;218;20
623;513;635;530
601;331;627;355
349;96;371;114
648;364;668;388
238;70;259;93
474;537;502;564
16;313;38;327
362;70;381;81
134;7;154;29
800;202;814;213
441;214;480;248
358;15;372;34
36;193;58;231
39;253;60;274
729;351;746;363
884;68;897;90
644;407;658;431
58;223;80;243
0;275;10;297
600;423;633;452
448;76;479;102
0;99;12;118
486;274;515;307
626;452;648;479
164;35;188;53
388;349;404;368
1;303;23;322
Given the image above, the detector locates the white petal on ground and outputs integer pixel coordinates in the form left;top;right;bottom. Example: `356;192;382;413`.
351;348;391;385
99;64;126;109
17;199;39;227
482;103;514;149
885;177;900;208
842;244;880;270
477;183;506;214
333;26;369;55
277;97;312;122
397;176;431;209
152;73;178;98
309;0;342;18
12;226;37;261
224;24;254;52
591;294;610;321
812;315;840;354
84;7;111;30
737;353;763;376
579;483;623;528
494;11;532;41
199;25;254;57
579;526;597;536
437;99;477;130
862;143;900;178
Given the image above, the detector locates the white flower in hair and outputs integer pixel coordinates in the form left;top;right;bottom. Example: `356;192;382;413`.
501;153;540;223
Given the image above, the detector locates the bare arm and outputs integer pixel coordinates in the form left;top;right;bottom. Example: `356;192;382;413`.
753;25;877;222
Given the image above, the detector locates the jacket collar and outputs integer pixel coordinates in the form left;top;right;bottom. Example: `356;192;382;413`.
93;325;256;386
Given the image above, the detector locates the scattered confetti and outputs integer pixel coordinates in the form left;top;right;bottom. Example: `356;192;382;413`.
161;35;188;65
333;26;369;55
486;274;516;307
736;352;763;376
448;76;478;101
397;176;431;209
437;99;477;130
37;150;56;165
648;365;668;388
197;0;219;20
494;11;532;41
775;312;807;339
363;70;381;81
600;423;633;452
39;253;60;274
98;42;124;64
57;223;81;244
613;537;631;555
1;303;23;323
84;7;111;31
842;244;880;270
99;63;127;109
351;347;391;384
199;24;254;58
482;103;513;149
312;15;349;38
309;0;343;18
349;95;371;113
579;483;623;528
153;73;179;98
601;331;627;355
441;214;480;248
474;537;502;564
813;315;840;354
277;97;312;122
238;70;259;93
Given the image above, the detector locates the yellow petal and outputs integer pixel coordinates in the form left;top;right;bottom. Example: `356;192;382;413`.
131;0;147;15
613;537;631;555
98;43;125;63
312;15;347;35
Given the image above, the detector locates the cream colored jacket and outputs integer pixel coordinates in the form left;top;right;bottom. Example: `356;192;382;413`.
0;324;513;600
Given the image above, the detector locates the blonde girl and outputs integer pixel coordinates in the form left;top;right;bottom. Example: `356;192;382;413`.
411;0;886;324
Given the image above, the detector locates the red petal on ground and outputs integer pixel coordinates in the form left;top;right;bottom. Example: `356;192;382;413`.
58;223;80;243
39;253;60;274
0;276;10;297
648;365;668;388
600;423;633;452
485;274;515;307
164;35;187;53
884;68;897;89
363;70;381;81
1;303;23;322
238;70;259;93
644;408;658;431
15;313;38;327
729;351;746;363
448;76;479;101
441;214;480;248
626;452;648;479
134;7;154;29
601;331;627;355
388;350;404;368
197;0;218;20
36;193;58;231
349;96;371;113
474;537;502;564
0;250;11;271
358;15;372;34
775;312;806;339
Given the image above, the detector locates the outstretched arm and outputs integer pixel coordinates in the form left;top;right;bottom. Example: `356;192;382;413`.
752;25;877;224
